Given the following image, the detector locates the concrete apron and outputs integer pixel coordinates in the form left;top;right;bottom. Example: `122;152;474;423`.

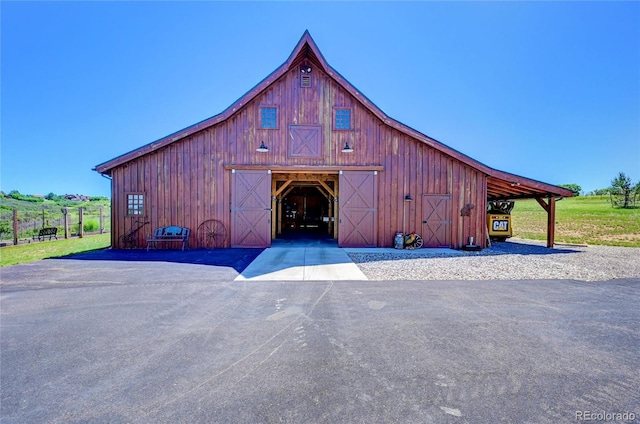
234;247;369;281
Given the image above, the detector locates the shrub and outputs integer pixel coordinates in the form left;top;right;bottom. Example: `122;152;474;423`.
83;219;99;233
89;196;110;202
7;191;44;203
0;221;11;238
559;184;581;197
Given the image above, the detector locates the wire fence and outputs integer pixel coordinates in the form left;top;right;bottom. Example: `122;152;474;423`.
0;205;110;246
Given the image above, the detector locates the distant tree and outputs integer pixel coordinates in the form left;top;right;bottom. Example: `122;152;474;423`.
6;190;44;203
610;172;637;208
45;192;59;201
559;184;581;197
89;196;110;202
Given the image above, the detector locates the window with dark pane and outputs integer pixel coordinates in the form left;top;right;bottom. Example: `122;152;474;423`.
335;108;351;130
127;193;144;216
261;107;277;129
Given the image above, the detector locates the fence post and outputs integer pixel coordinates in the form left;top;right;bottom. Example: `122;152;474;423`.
13;209;18;246
63;208;69;239
78;208;84;238
99;207;104;234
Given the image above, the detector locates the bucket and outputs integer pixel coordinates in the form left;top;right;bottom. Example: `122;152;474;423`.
394;232;404;249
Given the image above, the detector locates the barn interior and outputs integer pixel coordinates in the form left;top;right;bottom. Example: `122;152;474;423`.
273;176;337;241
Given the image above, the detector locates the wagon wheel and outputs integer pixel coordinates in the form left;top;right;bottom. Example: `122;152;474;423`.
197;219;227;248
413;234;424;249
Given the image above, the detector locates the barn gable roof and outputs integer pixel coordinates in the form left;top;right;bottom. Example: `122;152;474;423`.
94;31;572;200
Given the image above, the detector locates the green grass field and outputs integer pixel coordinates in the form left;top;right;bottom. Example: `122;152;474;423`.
0;233;110;267
511;196;640;247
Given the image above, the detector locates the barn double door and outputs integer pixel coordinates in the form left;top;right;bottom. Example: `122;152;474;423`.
338;171;378;247
230;170;271;248
230;169;379;248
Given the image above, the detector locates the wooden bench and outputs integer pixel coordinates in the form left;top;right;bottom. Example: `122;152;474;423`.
146;226;190;251
33;227;58;242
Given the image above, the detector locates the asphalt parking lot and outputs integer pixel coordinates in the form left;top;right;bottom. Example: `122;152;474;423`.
1;250;639;423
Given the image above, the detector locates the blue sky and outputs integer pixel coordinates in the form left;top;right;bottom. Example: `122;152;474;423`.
2;1;639;197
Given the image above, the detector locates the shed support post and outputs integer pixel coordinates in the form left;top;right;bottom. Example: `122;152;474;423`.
535;197;556;248
547;197;556;248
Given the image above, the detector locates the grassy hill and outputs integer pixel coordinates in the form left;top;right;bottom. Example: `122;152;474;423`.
0;193;110;240
0;194;110;212
511;195;639;247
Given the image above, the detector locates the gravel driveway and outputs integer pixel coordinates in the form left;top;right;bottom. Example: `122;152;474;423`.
348;239;640;282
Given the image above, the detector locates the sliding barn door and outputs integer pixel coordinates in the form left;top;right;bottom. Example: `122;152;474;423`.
421;194;451;248
230;170;271;248
338;171;378;247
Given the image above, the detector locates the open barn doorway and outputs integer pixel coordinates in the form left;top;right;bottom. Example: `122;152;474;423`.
272;173;338;244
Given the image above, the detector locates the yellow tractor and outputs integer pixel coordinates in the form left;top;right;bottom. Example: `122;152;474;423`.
487;201;514;242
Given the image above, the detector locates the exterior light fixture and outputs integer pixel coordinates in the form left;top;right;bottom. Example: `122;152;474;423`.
256;141;269;152
301;65;312;73
405;194;413;202
341;142;353;153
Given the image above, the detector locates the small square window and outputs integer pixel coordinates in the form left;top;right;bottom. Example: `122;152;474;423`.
335;108;351;130
261;107;277;129
127;193;144;216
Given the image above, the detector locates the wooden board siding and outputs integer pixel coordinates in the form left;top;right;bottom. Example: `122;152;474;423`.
108;60;488;249
365;123;485;248
110;131;233;250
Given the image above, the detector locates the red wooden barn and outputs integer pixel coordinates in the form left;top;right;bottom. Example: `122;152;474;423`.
95;31;572;249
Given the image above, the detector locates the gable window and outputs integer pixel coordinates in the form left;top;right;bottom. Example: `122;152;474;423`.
127;193;144;216
334;108;352;130
261;107;277;129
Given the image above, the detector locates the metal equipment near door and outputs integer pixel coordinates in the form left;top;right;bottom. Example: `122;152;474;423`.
487;201;514;242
